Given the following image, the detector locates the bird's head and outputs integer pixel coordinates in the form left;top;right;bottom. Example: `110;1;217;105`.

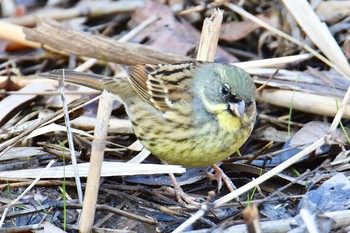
194;63;256;122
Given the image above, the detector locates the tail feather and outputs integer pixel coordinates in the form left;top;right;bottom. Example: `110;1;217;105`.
41;69;106;91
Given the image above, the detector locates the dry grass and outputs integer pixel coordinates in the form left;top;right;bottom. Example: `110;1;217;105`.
0;0;349;232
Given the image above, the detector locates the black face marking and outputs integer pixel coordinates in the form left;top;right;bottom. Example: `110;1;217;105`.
227;93;240;104
226;105;235;116
220;84;240;104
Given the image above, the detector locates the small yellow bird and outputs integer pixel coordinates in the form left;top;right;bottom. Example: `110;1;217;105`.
45;61;256;168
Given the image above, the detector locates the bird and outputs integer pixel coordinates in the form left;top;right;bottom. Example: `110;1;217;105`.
44;61;257;168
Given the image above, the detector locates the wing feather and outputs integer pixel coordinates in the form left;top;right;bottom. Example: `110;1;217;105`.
123;61;204;113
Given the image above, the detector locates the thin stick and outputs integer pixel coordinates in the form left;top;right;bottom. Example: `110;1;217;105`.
0;90;100;95
58;73;83;204
329;84;350;133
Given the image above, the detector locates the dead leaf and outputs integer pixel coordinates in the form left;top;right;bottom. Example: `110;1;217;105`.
129;0;238;62
220;14;273;42
290;121;348;147
316;1;350;24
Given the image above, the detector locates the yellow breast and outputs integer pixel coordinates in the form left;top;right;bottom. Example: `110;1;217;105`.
139;112;254;168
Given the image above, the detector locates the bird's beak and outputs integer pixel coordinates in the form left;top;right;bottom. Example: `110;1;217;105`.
229;100;246;121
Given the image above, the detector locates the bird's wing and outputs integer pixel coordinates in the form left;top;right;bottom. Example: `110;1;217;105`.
122;62;202;112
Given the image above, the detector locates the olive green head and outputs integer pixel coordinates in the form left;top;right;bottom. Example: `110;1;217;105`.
194;63;256;120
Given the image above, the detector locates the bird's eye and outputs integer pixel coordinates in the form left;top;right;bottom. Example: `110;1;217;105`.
221;84;230;95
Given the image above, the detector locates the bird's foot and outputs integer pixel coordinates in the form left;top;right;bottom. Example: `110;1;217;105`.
165;186;201;207
205;164;237;193
167;173;202;207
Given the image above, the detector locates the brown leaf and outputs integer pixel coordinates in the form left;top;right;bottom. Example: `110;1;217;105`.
129;0;238;62
220;14;274;42
290;121;349;147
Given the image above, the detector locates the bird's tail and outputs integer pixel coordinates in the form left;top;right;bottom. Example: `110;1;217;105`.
41;69;107;91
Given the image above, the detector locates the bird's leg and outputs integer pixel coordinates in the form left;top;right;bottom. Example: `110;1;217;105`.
167;172;201;207
162;160;201;206
206;164;237;193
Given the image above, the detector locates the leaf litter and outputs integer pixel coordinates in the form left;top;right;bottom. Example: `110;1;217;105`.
0;0;349;232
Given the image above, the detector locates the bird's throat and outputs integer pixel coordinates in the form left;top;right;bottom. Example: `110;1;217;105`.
216;111;243;132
